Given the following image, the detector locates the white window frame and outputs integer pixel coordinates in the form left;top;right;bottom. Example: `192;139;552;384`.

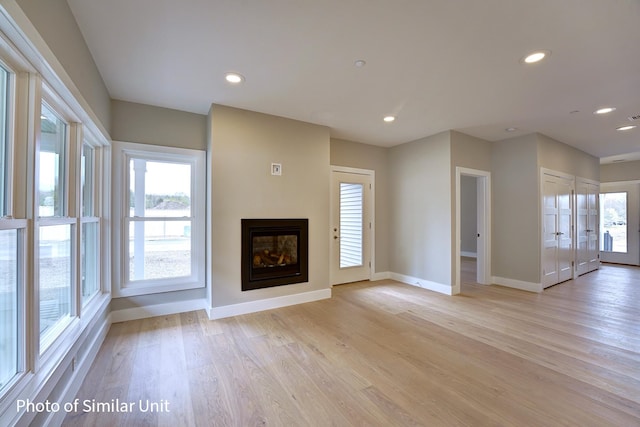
36;86;79;354
0;8;112;424
113;141;206;297
79;139;102;306
0;54;26;398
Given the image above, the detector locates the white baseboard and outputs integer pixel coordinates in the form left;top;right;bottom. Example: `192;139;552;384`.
492;276;542;293
460;251;477;258
371;271;391;281
390;272;454;295
110;299;207;323
207;288;331;320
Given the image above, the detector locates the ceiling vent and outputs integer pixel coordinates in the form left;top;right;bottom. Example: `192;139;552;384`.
628;114;640;121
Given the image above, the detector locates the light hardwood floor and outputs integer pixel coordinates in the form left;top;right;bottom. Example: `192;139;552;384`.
65;261;640;426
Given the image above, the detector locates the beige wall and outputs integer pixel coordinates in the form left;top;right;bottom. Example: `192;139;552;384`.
330;138;390;272
537;133;599;180
492;134;540;283
450;131;492;278
209;105;330;307
17;0;111;134
450;130;493;172
491;132;599;285
601;160;640;182
111;100;207;150
389;131;452;286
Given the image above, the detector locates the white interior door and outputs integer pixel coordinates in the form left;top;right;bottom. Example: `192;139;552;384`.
557;180;573;283
576;180;599;275
600;182;640;266
330;169;372;285
542;174;573;288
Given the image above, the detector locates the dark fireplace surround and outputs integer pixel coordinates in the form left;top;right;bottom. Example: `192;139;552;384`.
241;219;308;291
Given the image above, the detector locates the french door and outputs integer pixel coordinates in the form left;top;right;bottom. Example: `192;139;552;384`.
599;182;640;266
576;179;599;275
542;173;573;288
330;168;372;285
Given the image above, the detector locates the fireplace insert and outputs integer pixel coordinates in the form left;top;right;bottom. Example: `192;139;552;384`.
241;219;308;291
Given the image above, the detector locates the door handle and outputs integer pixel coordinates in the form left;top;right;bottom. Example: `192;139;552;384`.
556;232;564;236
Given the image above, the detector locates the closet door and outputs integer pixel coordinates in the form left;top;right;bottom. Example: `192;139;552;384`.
542;173;574;288
576;180;600;275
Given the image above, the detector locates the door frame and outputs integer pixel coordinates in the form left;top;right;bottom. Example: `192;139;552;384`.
455;167;491;294
330;166;375;285
599;180;640;266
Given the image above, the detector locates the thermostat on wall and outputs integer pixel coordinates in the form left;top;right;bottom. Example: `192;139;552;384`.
271;163;282;176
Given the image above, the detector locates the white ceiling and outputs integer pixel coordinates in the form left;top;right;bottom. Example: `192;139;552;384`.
66;0;640;162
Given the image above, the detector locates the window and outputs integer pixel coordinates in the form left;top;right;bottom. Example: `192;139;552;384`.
0;64;8;216
38;224;72;336
81;143;100;303
339;182;364;268
114;142;205;296
39;102;67;217
0;60;24;396
37;99;75;351
0;13;109;416
0;229;20;392
600;192;627;253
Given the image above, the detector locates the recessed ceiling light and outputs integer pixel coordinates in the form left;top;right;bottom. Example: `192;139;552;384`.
505;127;518;132
354;59;366;68
383;115;396;123
616;125;637;131
594;107;616;115
225;72;244;84
521;50;551;64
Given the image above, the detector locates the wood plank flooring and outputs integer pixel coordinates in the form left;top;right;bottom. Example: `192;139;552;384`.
64;261;640;426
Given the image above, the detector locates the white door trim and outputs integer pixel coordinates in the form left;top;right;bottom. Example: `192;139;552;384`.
600;181;640;266
330;166;375;284
455;167;491;294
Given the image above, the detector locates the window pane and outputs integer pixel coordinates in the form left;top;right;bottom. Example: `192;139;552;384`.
0;229;19;391
39;224;71;337
128;220;192;281
340;182;363;268
39;103;67;217
0;66;9;217
81;222;99;303
600;192;627;253
129;159;191;217
81;144;94;217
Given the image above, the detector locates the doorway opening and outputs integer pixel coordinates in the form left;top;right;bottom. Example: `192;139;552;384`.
455;167;491;294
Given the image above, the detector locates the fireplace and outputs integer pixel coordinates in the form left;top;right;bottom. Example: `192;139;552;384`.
241;219;308;291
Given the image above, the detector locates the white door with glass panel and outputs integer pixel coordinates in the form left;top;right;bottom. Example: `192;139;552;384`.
331;169;372;285
599;182;640;266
